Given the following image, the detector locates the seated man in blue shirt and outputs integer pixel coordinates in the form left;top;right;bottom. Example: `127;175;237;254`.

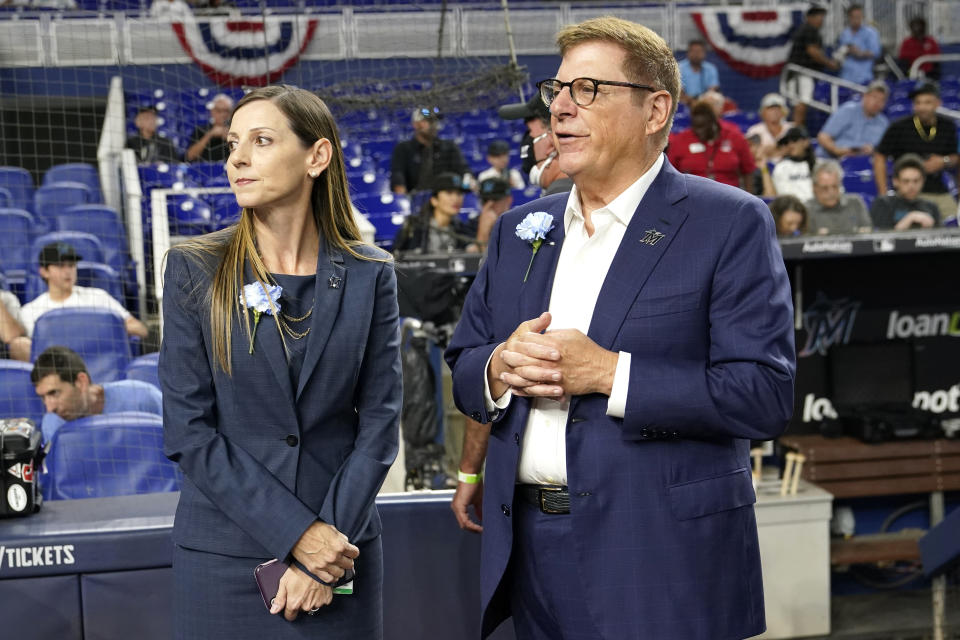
816;80;889;158
31;346;162;443
679;39;719;105
837;4;881;85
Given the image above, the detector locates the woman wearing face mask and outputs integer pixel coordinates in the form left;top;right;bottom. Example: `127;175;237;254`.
667;100;756;189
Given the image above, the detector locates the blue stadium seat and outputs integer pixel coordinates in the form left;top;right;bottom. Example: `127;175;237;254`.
43;163;102;202
205;192;242;228
840;155;873;174
353;193;410;245
30;307;131;382
0;361;45;426
138;163;184;189
362;139;399;163
33;182;94;233
842;170;876;196
55;204;132;278
0;187;11;208
511;186;541;208
31;231;106;269
944;216;958;228
42;412;179;501
0;166;35;213
167;194;214;235
125;352;159;389
0;208;35;278
76;261;125;302
185;162;229;187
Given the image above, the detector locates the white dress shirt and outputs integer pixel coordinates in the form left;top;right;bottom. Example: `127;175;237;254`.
485;153;665;485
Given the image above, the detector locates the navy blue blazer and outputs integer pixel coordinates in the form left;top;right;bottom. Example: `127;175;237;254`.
445;160;796;640
159;237;401;565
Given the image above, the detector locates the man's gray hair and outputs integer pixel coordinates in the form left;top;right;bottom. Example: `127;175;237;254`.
210;93;235;109
813;159;844;183
865;80;889;96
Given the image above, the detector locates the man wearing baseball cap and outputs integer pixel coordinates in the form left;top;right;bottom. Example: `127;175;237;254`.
125;105;180;165
745;93;791;161
392;173;477;254
474;177;513;251
19;242;149;340
390;106;472;195
477;140;525;190
498;93;572;195
874;80;958;219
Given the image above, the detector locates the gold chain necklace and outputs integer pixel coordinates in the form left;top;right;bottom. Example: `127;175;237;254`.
280;305;313;323
278;316;311;340
913;116;937;142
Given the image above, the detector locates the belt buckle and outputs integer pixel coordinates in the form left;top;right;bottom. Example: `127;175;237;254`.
538;486;565;514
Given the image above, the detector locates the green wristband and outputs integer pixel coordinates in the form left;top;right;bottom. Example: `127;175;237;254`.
457;470;481;484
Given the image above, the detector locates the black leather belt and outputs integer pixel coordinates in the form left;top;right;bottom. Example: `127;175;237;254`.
516;484;570;514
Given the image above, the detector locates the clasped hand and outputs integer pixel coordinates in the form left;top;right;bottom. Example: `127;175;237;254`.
271;564;333;621
489;312;618;399
291;521;359;584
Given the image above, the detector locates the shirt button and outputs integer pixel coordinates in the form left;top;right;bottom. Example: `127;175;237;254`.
501;504;511;517
514;433;520;445
285;435;299;447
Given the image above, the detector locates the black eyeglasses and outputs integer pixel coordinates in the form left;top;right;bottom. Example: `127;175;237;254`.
536;77;658;108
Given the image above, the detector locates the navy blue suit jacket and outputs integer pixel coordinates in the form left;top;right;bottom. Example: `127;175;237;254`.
159;238;401;566
445;160;796;640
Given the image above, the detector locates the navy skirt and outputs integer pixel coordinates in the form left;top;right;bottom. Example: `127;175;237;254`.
172;538;383;639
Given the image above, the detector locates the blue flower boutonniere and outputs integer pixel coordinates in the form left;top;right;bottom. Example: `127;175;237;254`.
241;282;282;354
515;211;555;283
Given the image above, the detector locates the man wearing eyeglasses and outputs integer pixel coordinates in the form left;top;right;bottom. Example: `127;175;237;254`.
446;16;795;640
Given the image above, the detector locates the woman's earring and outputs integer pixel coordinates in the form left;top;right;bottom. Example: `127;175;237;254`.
309;170;319;178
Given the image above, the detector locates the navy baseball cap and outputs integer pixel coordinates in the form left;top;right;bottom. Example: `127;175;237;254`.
39;242;82;267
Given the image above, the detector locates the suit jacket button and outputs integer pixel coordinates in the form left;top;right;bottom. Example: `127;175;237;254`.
285;435;299;447
501;504;511;517
514;433;520;445
471;412;481;421
639;428;650;439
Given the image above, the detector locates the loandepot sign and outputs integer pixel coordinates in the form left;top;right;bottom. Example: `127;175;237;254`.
887;310;960;339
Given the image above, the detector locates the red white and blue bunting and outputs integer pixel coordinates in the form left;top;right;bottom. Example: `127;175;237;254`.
691;7;804;78
172;18;318;87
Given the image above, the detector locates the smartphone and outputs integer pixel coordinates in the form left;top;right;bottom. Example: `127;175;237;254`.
254;559;355;611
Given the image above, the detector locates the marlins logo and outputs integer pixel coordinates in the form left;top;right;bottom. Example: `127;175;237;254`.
640;229;666;246
799;293;860;357
172;17;318;87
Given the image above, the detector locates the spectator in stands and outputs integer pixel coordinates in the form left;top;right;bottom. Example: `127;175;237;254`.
836;5;881;86
126;106;180;165
185;93;232;162
476;140;524;189
668;100;756;190
768;195;808;237
679;39;719;105
390;107;471;196
0;289;28;361
31;345;162;444
768;126;815;201
816;80;889;158
392;173;477;254
898;17;940;80
873;81;958;220
787;6;841;127
870;153;941;230
500;92;572;195
746;93;791;161
805;159;872;235
19;242;149;341
474;177;513;250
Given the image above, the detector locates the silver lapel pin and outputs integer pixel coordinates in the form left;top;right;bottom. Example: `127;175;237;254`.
328;275;342;289
640;229;666;246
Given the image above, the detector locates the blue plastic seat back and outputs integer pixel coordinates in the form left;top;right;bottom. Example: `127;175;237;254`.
30;307;131;382
55;205;129;270
0;167;35;213
0;208;35;274
43;163;102;202
33;182;94;233
43;412;180;501
0;361;45;426
167;194;214;235
0;187;11;208
184;162;229;187
76;261;125;302
125;352;160;389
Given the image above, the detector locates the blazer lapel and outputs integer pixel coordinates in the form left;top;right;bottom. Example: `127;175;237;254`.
241;262;296;408
586;162;690;351
296;243;346;401
519;206;566;323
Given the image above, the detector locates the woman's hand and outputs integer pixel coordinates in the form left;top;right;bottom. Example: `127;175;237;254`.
270;564;333;621
291;522;359;583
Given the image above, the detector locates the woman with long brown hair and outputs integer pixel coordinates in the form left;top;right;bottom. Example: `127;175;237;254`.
159;85;401;638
